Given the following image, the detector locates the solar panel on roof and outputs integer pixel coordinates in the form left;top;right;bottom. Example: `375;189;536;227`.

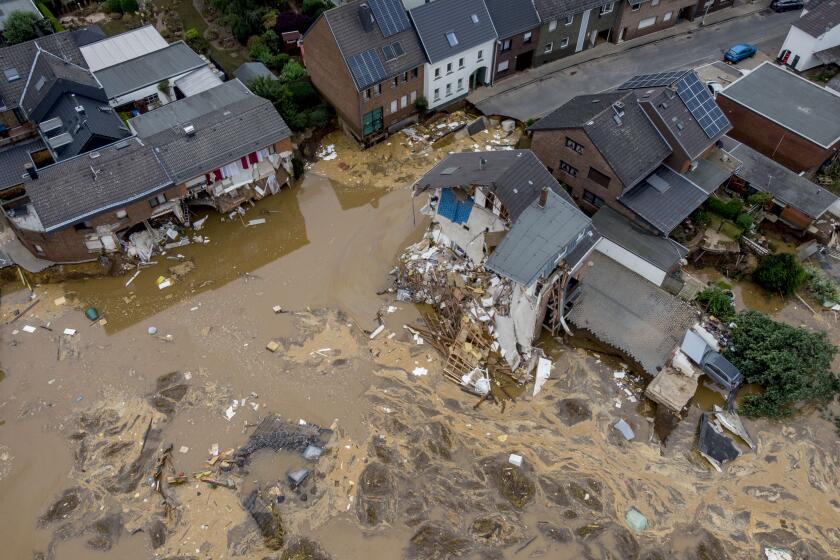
618;70;688;90
368;0;411;38
347;48;387;90
675;72;730;139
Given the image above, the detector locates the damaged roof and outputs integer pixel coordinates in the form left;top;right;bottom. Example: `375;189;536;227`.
592;206;688;273
25;137;172;232
409;0;497;64
0;137;44;190
486;189;592;286
793;0;840;38
130;79;291;184
531;92;672;188
567;253;698;375
414;150;575;221
723;138;838;219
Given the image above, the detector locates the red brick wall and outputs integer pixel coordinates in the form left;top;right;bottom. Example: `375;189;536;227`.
493;26;540;81
360;66;424;134
717;95;838;173
612;0;696;42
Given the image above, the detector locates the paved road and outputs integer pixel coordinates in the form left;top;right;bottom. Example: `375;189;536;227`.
476;10;800;121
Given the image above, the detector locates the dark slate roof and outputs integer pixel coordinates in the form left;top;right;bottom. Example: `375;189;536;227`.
620;165;715;234
26;137;172;232
567;252;698;375
592;206;688;272
723;138;838;218
0;31;87;111
484;0;541;39
70;25;107;47
533;0;615;19
414;149;576;221
486;189;591;286
130;79;292;184
94;42;206;99
19;49;100;120
234;62;277;84
321;0;425;91
719;62;840;148
0;137;44;190
41;90;130;160
794;0;840;38
533;92;672;188
681;157;733;194
409;0;497;64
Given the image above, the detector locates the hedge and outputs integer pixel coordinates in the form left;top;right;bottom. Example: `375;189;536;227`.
36;2;64;32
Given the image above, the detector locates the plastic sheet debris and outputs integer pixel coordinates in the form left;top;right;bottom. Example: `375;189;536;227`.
764;547;793;560
533;357;552;396
266;341;280;352
54;296;66;306
209;443;219;457
288;468;310;486
508;454;523;467
147;326;158;335
614;419;635;441
63;328;76;336
714;405;755;450
179;446;189;454
303;445;322;461
22;325;37;333
316;144;337;161
613;370;627;379
165;228;179;240
224;401;239;421
157;278;172;290
369;324;385;339
192;215;208;230
248;219;266;226
625;508;648;533
411;367;428;377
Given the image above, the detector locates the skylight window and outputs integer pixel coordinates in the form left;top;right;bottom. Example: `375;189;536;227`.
4;68;20;82
470;14;479;24
440;166;460;175
446;32;459;47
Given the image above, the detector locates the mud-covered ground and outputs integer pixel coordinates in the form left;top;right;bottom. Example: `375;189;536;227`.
2;122;840;559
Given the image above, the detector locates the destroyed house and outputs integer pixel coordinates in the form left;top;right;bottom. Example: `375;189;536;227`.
530;71;733;235
129;79;294;214
303;0;426;146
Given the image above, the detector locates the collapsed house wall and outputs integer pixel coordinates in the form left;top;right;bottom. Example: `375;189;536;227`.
431;198;508;265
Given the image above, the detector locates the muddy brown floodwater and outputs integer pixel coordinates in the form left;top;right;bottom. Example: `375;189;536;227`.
2;127;840;560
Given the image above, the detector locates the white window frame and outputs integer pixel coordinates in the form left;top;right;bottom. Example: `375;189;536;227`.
651;0;660;5
433;88;440;101
548;19;557;32
560;37;569;49
544;42;553;54
663;11;672;21
390;99;398;113
445;83;452;96
458;57;465;69
497;60;509;73
477;49;484;61
446;62;453;74
457;78;464;90
523;31;532;42
600;2;614;15
638;16;657;29
434;67;441;79
410;90;417;103
565;15;574;25
400;95;408;109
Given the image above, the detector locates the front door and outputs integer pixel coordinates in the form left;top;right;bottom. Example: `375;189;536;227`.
515;50;534;71
470;67;487;89
362;107;383;137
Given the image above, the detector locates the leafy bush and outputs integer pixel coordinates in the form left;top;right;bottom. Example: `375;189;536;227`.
184;28;209;54
36;2;63;32
692;208;711;227
735;213;753;231
805;266;840;304
725;311;838;417
105;0;123;12
705;197;743;220
121;0;139;13
753;253;806;295
302;0;329;17
3;11;43;44
696;285;735;321
247;75;329;132
280;60;306;81
747;192;772;206
414;96;428;112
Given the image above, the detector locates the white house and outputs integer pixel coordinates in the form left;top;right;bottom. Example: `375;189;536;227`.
778;0;840;71
409;0;497;110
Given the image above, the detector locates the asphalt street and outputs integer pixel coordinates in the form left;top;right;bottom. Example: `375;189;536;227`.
475;9;801;120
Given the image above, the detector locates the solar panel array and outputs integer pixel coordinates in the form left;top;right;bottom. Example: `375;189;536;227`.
347;48;387;90
369;0;411;38
382;41;405;62
676;72;730;139
618;70;688;90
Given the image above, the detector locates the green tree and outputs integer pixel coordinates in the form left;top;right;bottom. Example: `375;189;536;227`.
104;0;123;13
696;285;735;322
302;0;329;17
3;11;43;44
414;96;428;112
753;253;806;295
280;60;307;82
121;0;139;13
725;311;838;417
184;28;209;54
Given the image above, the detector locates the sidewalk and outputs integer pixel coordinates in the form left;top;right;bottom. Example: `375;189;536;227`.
468;0;771;106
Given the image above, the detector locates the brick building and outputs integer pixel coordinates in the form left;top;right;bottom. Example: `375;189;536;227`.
484;0;541;80
304;0;426;146
612;0;697;42
533;0;619;66
717;62;840;173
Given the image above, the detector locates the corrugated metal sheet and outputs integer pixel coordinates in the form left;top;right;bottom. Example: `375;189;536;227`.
80;25;168;72
175;67;224;97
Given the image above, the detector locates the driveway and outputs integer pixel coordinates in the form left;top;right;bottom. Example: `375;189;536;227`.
475;10;800;121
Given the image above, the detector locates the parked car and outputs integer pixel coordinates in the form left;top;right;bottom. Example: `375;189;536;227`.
771;0;804;12
724;44;757;64
681;330;744;392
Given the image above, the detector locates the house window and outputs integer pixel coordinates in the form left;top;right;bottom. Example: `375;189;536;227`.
446;32;459;47
412;67;419;79
651;0;660;5
411;90;417;103
364;88;371;100
390;99;398;113
401;95;408;108
375;84;382;95
582;189;604;208
434;67;441;79
363;107;384;135
587;167;611;188
565;137;584;154
544;42;553;53
446;62;453;74
477;50;484;61
560;37;570;48
565;15;574;25
392;77;398;88
115;209;128;219
600;2;614;15
403;71;409;82
446;83;452;96
149;193;167;208
523;31;532;43
434;88;440;100
500;39;512;52
458;57;465;69
141;93;160;108
559;160;578;177
549;19;557;32
631;2;640;10
497;60;509;73
34;244;44;254
457;78;464;90
638;16;657;29
663;11;672;21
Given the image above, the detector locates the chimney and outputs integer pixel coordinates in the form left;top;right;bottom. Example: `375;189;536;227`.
538;186;548;208
479;157;487;170
24;162;38;180
358;4;374;32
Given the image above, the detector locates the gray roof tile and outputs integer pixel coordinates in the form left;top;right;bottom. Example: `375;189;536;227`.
567;252;698;375
131;80;291;184
793;0;840;37
234;62;277;84
619;165;713;234
720;62;840;148
94;42;206;99
533;0;615;19
0;137;43;190
592;206;687;272
484;0;541;39
486;189;591;286
409;0;497;64
20;49;100;119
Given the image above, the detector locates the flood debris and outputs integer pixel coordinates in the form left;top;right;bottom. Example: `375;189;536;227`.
698;412;741;471
243;489;285;550
614;419;636;441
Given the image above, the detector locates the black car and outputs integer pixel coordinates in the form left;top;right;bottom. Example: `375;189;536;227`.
771;0;804;11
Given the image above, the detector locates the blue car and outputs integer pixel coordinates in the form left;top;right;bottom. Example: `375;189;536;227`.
724;44;757;64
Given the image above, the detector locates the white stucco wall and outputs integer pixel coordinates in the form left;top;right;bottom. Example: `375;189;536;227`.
423;41;495;109
780;23;840;71
593;238;667;286
433;196;507;264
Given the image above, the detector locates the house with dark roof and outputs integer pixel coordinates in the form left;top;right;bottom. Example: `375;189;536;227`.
130;79;293;214
778;0;840;72
611;0;698;43
409;0;497;110
717;62;840;173
533;0;619;66
303;0;426;146
484;0;541;80
530;70;733;235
